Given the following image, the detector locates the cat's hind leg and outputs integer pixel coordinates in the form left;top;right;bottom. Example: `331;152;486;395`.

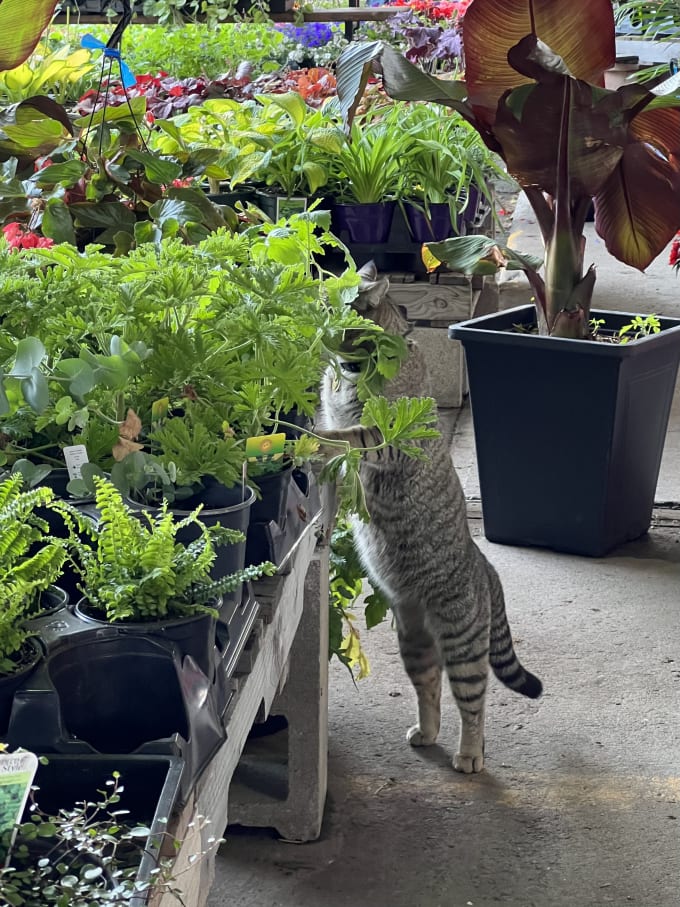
394;608;443;747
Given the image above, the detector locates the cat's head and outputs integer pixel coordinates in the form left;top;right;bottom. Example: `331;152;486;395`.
352;261;410;334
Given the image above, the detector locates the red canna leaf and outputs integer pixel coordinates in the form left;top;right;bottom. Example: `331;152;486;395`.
463;0;615;127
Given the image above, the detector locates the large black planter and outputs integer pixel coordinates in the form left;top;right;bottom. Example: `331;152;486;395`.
450;305;680;556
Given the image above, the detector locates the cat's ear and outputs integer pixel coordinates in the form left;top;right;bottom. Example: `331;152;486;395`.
357;260;378;283
357;260;390;309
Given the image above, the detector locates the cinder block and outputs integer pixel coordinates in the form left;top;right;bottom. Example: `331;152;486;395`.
228;554;329;842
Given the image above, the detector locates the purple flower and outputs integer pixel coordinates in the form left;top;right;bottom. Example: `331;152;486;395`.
277;22;336;48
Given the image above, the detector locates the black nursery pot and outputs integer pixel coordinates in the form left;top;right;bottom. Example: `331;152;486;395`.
249;461;295;527
74;600;218;680
450;305;680;556
47;636;191;754
24;585;69;623
0;639;42;737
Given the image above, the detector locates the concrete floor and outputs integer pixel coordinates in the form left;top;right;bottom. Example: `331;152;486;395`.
207;199;680;907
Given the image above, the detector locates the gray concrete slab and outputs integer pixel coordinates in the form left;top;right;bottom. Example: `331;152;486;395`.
208;528;680;907
206;195;680;907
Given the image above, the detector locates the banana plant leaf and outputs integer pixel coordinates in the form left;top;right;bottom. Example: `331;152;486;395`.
0;0;60;71
335;0;680;337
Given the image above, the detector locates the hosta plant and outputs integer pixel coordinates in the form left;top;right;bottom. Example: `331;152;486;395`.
336;0;680;337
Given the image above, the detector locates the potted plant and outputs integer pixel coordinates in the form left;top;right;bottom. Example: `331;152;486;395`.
245;92;345;220
399;102;504;241
336;0;680;556
0;754;197;907
326;104;411;244
0;474;67;733
56;475;274;676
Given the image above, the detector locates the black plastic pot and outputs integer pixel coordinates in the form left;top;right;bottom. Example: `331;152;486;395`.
47;636;192;754
249;461;295;527
204;186;256;208
24;584;68;622
74;600;218;679
450;305;680;556
27;753;183;906
0;639;42;737
7;626;226;807
254;188;308;221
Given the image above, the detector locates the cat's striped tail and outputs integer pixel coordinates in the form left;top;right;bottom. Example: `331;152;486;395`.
487;566;543;699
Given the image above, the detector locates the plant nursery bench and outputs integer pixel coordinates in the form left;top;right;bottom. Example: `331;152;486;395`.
149;485;333;906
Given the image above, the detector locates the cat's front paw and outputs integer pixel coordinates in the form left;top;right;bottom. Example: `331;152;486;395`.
453;751;484;773
406;724;438;747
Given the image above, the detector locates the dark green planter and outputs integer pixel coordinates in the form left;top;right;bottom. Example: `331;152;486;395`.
450;305;680;556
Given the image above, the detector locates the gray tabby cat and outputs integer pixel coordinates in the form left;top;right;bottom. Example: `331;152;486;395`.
319;261;542;773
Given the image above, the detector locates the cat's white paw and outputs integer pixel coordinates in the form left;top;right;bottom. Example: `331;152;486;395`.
453;751;484;773
406;724;437;747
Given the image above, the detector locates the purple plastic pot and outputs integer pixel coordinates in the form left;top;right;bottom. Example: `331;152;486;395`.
331;201;396;244
403;202;461;242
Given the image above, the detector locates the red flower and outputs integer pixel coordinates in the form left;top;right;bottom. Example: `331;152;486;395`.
2;222;54;251
669;235;680;267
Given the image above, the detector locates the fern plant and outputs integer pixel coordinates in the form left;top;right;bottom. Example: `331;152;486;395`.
55;477;275;623
0;475;66;673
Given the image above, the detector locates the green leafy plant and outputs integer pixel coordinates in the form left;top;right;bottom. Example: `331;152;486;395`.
0;42;94;105
399;101;506;226
336;0;680;338
591;312;663;343
0;333;148;478
325;105;410;204
618;313;662;343
0;474;66;674
55;476;275;623
247;92;346;199
0;766;221;906
329;516;390;679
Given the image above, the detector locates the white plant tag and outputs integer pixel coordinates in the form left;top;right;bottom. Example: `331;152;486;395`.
0;749;39;856
63;444;89;480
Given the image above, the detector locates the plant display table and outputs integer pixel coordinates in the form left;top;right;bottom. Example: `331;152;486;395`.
149;487;332;906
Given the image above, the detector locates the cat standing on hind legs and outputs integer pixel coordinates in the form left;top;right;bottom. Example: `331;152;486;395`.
318;261;542;774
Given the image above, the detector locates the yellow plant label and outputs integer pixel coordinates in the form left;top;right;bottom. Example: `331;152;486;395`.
245;433;286;462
